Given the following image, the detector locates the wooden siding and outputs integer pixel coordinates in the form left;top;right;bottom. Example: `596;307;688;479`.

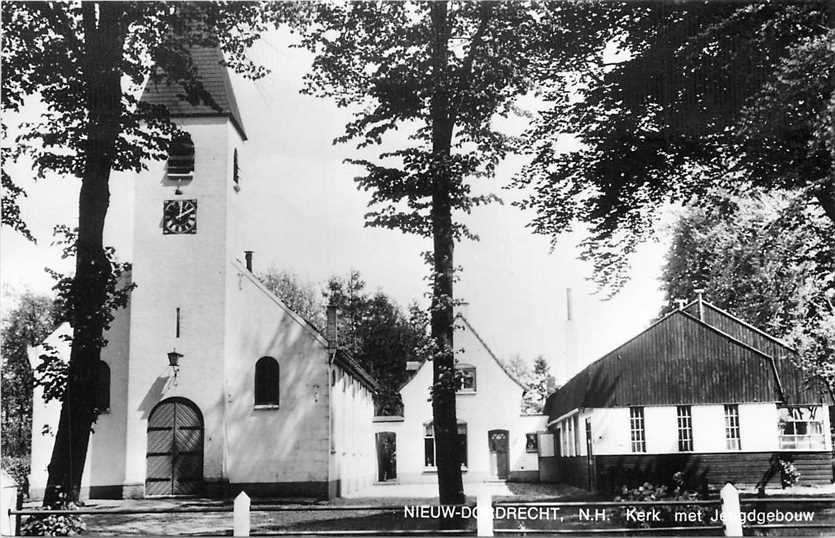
684;303;829;404
549;456;591;490
594;451;832;493
545;311;832;421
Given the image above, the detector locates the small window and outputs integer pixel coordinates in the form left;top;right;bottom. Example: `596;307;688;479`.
457;365;476;393
724;404;741;450
233;148;240;187
677;406;693;452
95;361;110;412
526;433;538;453
424;422;467;468
254;357;279;407
167;132;195;179
630;407;646;453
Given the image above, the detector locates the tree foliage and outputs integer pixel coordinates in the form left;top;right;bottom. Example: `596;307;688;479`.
259;267;325;329
1;291;61;461
515;2;835;295
274;0;605;504
660;192;835;393
502;354;558;414
260;268;433;416
1;1;271;503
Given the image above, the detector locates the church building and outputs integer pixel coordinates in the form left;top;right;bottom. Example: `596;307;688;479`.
28;46;378;500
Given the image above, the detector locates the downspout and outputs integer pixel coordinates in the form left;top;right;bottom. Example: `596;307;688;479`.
768;355;787;403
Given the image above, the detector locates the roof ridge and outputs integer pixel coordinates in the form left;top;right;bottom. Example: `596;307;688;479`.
698;300;796;353
455;313;526;389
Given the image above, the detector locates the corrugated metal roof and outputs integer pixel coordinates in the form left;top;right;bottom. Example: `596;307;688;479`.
141;46;247;140
545;306;831;422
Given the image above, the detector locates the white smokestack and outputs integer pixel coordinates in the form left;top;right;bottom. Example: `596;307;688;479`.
564;288;578;382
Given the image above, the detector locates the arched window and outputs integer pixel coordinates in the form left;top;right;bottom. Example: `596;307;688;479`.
167;132;195;180
95;360;111;412
254;357;279;406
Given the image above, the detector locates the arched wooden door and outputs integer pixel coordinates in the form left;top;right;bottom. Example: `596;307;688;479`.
146;398;204;496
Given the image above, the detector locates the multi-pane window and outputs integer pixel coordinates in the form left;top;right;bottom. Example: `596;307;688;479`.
724;404;741;450
457;366;476;393
778;406;826;450
630;407;646;453
424;422;467;468
677;406;693;451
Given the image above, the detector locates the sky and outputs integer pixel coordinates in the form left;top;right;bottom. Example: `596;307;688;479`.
1;29;673;384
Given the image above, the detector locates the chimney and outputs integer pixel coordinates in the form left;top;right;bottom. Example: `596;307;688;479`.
564;287;578;383
566;288;573;322
694;288;705;320
326;303;338;353
244;251;253;272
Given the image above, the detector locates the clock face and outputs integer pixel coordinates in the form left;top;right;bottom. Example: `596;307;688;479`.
163;199;197;234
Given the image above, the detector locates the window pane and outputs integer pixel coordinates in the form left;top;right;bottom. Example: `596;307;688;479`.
424;438;435;467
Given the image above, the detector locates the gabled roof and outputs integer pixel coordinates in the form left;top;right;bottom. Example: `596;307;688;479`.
399;313;526;392
233;260;378;392
544;306;831;422
141;46;247;140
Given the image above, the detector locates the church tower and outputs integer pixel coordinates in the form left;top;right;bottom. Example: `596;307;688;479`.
122;46;248;498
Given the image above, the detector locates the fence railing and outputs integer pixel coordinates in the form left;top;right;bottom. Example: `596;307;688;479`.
7;483;833;536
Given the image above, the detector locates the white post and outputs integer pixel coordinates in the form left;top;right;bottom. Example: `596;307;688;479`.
0;470;18;537
720;482;742;537
476;487;493;537
233;491;251;537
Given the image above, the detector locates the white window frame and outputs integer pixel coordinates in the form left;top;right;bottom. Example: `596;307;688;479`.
724;404;741;450
456;365;477;393
677;405;693;452
778;406;826;450
630;407;646;453
423;422;468;469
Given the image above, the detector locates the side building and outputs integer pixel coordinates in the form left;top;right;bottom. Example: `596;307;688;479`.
373;313;546;484
540;297;833;492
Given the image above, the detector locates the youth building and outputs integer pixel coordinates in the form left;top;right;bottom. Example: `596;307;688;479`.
28;46;378;500
539;297;834;492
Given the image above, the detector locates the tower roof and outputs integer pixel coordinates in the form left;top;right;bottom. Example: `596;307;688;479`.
141;46;247;140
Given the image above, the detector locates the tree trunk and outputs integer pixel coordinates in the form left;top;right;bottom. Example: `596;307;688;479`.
428;1;465;508
43;2;125;506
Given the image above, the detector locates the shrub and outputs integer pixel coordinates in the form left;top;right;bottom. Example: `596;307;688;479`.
612;473;712;529
778;458;801;488
1;455;29;495
19;491;86;536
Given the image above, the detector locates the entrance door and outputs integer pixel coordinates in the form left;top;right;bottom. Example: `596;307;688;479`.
146;398;204;496
375;432;397;481
488;429;509;480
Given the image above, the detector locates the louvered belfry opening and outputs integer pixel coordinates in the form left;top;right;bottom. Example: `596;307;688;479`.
167;132;195;180
146;398;204;496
